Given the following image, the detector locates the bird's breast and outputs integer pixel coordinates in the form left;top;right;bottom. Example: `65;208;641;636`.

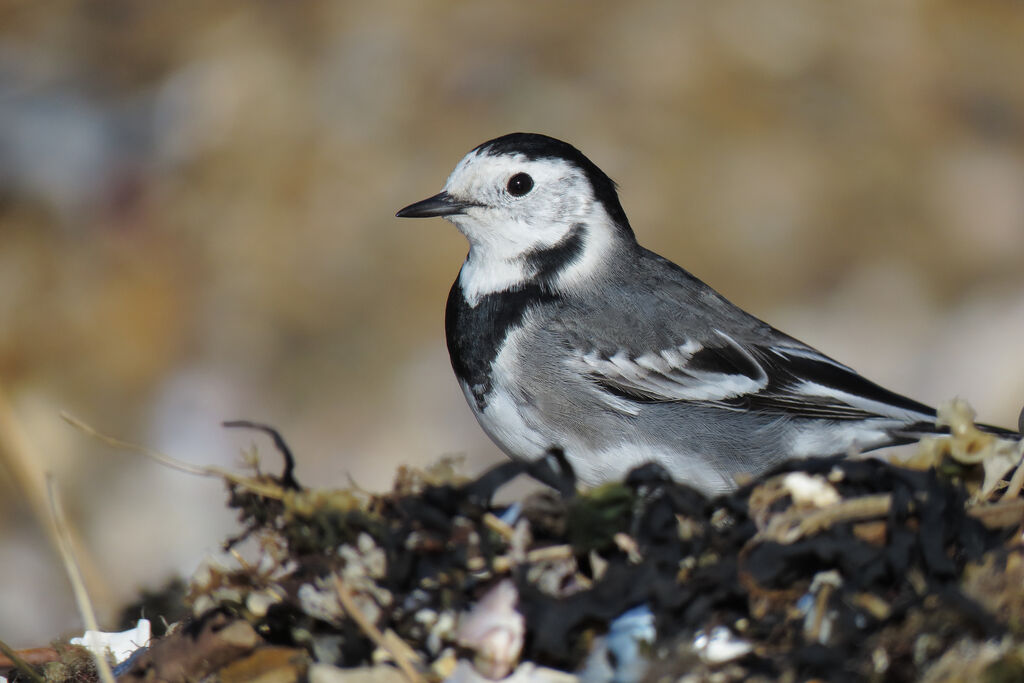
444;276;558;411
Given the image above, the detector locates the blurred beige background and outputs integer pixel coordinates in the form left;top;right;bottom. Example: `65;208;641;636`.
1;0;1022;644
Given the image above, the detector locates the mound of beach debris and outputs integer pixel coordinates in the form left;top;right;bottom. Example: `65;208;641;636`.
10;401;1024;683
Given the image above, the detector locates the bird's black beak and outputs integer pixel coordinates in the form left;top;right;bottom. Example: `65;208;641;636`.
396;191;477;218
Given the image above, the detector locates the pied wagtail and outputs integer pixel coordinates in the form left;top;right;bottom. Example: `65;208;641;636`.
397;133;1019;493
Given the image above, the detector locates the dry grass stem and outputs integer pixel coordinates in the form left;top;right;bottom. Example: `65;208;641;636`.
761;493;893;544
60;412;288;500
0;392;109;611
46;475;116;683
332;576;425;683
482;512;516;541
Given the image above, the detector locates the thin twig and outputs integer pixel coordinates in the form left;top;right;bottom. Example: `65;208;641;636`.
60;412;287;499
333;576;425;683
482;512;516;541
46;475;116;683
524;544;574;563
492;543;577;573
0;392;109;611
222;420;300;490
61;412;208;475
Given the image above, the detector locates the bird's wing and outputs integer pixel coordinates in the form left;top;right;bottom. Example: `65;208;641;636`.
571;330;936;422
574;329;767;403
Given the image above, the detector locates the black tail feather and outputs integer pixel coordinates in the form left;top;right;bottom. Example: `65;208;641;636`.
891;419;1021;443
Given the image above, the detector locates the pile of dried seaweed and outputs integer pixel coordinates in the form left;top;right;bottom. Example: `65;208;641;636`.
33;403;1024;683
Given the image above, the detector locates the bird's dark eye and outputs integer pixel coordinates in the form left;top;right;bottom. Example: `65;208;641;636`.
506;172;534;197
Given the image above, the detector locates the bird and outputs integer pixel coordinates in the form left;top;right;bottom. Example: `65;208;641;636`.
396;132;1018;493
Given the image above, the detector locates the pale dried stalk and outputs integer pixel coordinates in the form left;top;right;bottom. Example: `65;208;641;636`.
482;512;516;541
60;412;287;499
46;475;116;683
333;576;425;683
0;391;109;612
760;494;893;544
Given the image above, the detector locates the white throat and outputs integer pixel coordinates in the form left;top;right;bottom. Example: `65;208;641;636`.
458;247;532;306
455;214;622;307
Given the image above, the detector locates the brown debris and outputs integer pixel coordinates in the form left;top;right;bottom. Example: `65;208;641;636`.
28;403;1024;682
218;646;310;683
116;612;261;682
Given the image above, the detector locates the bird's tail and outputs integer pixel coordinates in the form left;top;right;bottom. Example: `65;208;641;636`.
890;404;1022;444
976;421;1024;439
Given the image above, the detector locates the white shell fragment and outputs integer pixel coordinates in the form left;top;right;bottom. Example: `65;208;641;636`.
693;626;753;664
781;471;841;508
456;579;526;679
70;618;152;664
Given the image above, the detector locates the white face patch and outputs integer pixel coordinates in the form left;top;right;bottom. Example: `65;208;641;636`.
441;149;622;303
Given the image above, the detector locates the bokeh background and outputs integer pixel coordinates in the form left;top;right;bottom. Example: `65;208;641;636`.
1;0;1023;644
